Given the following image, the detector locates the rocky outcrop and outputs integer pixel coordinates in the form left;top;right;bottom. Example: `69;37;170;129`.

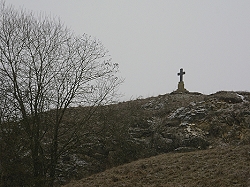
128;91;250;154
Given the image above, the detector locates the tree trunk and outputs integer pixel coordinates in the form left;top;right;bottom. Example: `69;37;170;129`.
48;125;59;187
32;135;46;187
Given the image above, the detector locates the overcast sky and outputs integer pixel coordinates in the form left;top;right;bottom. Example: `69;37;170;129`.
6;0;250;101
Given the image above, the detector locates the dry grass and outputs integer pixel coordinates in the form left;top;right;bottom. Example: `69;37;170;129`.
63;145;250;187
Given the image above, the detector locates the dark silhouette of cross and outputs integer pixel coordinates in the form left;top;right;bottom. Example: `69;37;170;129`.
177;68;185;82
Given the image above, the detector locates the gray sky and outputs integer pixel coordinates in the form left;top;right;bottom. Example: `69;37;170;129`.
6;0;250;101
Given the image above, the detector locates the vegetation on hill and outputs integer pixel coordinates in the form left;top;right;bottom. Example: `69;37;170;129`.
1;90;250;186
63;145;250;187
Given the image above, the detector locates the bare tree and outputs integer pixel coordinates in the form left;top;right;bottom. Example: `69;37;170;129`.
0;2;122;186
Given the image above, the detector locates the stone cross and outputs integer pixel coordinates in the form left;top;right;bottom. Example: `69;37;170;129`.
177;68;185;82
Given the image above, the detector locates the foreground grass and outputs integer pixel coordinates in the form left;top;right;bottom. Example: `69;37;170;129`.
63;145;250;187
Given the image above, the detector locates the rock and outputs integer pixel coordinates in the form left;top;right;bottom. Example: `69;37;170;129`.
153;133;174;152
174;147;197;152
209;91;243;103
129;127;153;138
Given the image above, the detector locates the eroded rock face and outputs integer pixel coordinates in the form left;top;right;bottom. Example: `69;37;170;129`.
128;91;250;154
130;118;210;154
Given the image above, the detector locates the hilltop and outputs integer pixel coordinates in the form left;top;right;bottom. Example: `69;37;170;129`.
59;90;250;186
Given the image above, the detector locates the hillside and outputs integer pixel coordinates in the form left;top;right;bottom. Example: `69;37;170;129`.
63;145;250;187
60;90;250;186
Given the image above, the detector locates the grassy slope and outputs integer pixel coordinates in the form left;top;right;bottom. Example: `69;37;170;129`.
63;145;250;187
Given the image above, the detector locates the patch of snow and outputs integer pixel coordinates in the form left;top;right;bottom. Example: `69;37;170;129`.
72;154;87;167
168;107;185;119
185;123;204;137
236;93;248;103
189;102;196;106
186;126;192;133
180;122;189;126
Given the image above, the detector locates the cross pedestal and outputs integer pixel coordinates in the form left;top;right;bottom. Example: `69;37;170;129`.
177;81;188;92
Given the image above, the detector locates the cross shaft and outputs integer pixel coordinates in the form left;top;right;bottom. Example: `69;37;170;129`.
177;68;185;82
